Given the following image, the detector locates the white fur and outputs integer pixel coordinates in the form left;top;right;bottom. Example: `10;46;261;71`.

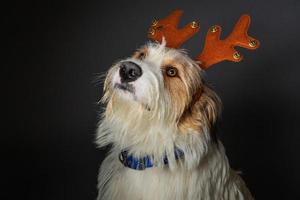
96;42;253;200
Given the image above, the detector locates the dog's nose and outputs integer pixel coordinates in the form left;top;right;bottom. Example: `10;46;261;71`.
119;61;142;82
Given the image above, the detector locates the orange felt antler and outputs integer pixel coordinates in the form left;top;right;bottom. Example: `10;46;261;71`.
148;11;260;70
196;14;260;69
148;10;200;48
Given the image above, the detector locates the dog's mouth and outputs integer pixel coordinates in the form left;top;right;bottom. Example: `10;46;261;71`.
114;83;151;111
114;83;135;94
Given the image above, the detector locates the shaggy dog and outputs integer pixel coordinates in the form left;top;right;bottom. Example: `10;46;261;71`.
96;40;253;200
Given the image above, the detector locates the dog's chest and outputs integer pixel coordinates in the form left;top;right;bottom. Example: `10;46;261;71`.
113;167;192;200
98;146;254;200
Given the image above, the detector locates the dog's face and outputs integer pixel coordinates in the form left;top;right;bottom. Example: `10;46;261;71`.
102;42;220;137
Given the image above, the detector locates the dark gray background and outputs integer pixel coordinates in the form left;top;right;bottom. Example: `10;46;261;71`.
4;0;300;199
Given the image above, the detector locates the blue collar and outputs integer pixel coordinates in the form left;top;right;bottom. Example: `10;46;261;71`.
119;148;184;170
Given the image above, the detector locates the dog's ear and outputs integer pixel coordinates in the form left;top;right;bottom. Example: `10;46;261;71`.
198;86;221;128
178;85;221;137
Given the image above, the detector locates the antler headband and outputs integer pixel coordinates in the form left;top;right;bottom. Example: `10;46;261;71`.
148;10;260;69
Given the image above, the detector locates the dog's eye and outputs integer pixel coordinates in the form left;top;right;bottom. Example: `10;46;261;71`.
166;66;178;77
138;52;145;60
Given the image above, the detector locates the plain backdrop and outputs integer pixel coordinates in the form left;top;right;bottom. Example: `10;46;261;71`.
4;0;300;199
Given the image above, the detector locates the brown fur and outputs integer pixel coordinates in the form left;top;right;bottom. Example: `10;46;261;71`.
160;57;221;138
178;85;221;137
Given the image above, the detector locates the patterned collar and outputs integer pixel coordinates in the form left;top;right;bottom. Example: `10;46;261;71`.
119;148;184;170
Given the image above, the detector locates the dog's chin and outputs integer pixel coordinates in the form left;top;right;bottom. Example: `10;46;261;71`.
114;83;135;100
115;83;134;94
113;83;151;111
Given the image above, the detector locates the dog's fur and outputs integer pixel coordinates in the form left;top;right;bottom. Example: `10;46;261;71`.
96;41;253;200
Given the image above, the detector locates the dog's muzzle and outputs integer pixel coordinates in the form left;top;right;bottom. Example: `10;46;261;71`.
119;61;142;83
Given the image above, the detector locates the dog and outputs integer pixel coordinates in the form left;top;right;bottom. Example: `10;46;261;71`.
95;9;260;199
95;40;254;200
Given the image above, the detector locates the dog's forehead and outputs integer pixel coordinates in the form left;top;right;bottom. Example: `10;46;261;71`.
143;43;189;64
148;43;181;56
